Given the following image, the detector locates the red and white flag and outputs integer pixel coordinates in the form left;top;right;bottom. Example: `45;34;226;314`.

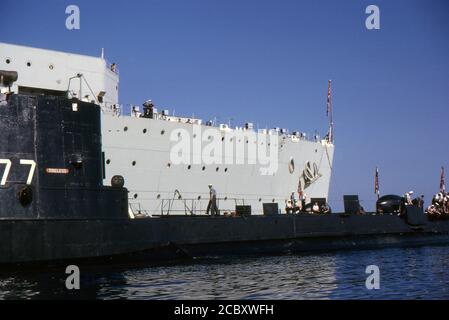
440;166;445;193
375;167;380;199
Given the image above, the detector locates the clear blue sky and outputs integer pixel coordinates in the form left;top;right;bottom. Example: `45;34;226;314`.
1;0;448;210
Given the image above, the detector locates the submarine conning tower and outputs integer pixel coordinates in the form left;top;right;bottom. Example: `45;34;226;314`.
0;72;128;220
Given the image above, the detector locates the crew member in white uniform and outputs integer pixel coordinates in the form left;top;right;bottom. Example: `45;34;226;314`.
207;184;219;216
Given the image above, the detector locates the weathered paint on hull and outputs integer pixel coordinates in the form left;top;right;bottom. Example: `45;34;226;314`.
1;214;449;268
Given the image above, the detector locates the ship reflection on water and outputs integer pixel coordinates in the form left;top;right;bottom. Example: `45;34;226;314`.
1;245;449;300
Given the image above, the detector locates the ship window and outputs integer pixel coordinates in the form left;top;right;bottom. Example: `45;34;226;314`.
5;58;11;64
272;198;275;202
106;159;111;165
167;162;171;168
26;61;31;67
221;137;224;141
187;165;191;170
124;126;128;132
202;166;206;171
259;198;262;202
197;195;201;200
133;194;138;199
224;168;228;172
49;64;54;70
132;161;136;166
224;196;228;200
161;130;165;135
143;128;147;134
216;167;219;172
157;194;161;199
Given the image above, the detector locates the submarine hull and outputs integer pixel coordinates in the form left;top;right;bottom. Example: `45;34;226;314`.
1;94;448;268
1;214;449;268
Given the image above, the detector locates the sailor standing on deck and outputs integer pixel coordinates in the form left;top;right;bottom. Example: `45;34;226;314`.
405;191;414;205
142;99;154;119
206;184;219;216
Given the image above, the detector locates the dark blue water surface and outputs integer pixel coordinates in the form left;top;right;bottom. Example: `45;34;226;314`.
1;245;449;300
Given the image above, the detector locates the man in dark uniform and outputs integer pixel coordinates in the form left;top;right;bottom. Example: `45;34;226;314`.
206;184;219;216
142;99;154;119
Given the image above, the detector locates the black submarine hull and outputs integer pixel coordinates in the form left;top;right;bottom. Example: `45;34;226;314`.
2;214;449;268
1;93;449;268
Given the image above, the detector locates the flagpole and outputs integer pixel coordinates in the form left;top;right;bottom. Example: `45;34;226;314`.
326;80;334;143
375;167;380;200
441;166;446;193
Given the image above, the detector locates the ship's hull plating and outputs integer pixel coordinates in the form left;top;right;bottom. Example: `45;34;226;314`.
2;214;449;267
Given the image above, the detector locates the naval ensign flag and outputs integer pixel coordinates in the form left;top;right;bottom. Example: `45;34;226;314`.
375;167;380;199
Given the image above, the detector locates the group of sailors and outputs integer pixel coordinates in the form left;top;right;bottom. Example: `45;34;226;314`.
426;191;449;219
285;192;331;214
131;99;155;118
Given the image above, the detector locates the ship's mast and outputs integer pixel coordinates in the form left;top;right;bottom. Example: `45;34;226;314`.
326;79;334;143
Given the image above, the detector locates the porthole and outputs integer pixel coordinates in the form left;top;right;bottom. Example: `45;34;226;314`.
187;165;191;170
224;196;228;201
315;149;318;153
221;137;224;141
133;194;138;199
106;159;111;165
49;64;54;70
157;194;161;199
258;198;262;202
143;128;147;134
224;168;228;172
132;161;136;166
193;134;197;138
5;58;11;64
197;195;201;200
216;167;219;172
177;132;181;137
167;162;171;168
272;198;275;203
161;130;165;135
202;166;206;171
124;126;128;132
26;61;31;67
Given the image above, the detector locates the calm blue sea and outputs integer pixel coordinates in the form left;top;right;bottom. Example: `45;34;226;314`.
1;245;449;300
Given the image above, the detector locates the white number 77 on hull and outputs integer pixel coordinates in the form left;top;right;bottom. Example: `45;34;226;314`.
0;159;37;186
